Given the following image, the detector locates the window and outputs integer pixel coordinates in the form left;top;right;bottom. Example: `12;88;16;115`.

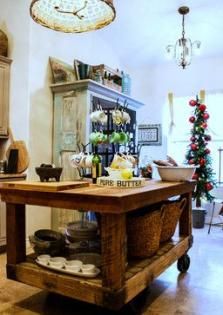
165;92;223;182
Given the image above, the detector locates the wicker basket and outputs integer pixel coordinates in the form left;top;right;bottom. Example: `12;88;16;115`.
160;198;187;243
127;208;164;258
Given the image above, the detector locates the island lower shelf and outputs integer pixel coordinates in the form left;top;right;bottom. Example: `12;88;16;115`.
7;236;190;310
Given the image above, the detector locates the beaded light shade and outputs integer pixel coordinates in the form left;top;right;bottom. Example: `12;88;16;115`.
30;0;116;33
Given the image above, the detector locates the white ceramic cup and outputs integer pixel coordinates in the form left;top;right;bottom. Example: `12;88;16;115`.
70;153;84;168
112;110;122;125
85;154;93;168
90;110;106;123
37;254;50;264
49;257;66;268
65;260;83;272
81;264;96;274
121;111;131;124
79;155;87;168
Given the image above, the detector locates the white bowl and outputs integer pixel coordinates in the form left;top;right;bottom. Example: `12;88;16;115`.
105;167;122;179
49;257;66;268
81;264;96;274
65;260;83;272
156;165;197;182
37;254;51;264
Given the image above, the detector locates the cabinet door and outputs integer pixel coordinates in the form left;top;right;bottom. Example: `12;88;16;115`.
0;58;11;136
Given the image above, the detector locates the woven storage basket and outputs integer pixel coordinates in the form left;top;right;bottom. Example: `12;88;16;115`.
160;198;187;243
127;208;164;258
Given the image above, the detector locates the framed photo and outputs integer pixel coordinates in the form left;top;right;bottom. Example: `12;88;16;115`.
138;124;162;145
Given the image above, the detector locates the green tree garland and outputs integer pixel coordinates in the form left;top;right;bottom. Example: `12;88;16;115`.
185;96;216;208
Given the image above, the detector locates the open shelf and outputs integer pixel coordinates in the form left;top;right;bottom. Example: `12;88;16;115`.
7;236;189;310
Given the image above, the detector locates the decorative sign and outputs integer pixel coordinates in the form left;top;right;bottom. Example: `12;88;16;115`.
138;124;162;145
97;177;145;188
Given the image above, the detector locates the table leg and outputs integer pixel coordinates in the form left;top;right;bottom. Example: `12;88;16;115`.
179;192;193;245
6;203;26;277
100;213;126;290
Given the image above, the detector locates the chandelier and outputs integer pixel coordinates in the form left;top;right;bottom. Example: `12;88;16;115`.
30;0;116;33
166;6;201;69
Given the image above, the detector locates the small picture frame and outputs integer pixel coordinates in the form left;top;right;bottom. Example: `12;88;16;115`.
138;124;162;145
49;57;77;83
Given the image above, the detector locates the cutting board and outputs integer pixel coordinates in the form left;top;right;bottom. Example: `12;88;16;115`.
1;180;89;192
6;128;30;173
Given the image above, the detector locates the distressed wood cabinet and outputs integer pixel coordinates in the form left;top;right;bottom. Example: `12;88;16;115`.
0;56;12;137
50;79;144;230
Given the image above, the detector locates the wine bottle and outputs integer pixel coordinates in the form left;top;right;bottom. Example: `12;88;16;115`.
92;148;102;184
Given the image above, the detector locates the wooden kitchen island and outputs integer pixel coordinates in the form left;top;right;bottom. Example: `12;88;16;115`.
0;179;196;310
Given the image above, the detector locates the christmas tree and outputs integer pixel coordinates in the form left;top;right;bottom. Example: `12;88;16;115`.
185;96;215;208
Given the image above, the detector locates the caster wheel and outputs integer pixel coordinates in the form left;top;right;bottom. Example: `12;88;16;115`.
177;254;190;273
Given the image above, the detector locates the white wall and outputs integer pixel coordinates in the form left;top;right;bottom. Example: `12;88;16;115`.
0;1;124;235
124;56;223;175
0;0;30;141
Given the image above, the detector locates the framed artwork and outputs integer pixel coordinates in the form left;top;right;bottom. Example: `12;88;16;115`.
49;57;77;83
138;124;162;145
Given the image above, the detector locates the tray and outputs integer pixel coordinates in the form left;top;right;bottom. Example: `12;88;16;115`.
96;176;146;188
36;259;100;278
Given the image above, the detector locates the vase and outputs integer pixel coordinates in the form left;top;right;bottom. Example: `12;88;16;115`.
192;207;206;228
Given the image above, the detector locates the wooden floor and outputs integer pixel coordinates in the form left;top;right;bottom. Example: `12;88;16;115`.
0;225;223;315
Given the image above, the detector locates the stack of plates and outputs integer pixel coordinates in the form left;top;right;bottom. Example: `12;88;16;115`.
65;221;98;242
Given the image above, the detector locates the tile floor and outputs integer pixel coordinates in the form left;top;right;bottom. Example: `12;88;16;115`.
0;225;223;315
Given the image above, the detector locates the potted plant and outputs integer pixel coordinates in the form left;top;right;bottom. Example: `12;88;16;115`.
185;96;216;227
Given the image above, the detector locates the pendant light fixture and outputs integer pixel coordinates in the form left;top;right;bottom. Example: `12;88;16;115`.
166;6;201;69
30;0;116;33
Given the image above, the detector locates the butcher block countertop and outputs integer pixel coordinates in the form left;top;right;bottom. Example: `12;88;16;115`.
0;179;196;214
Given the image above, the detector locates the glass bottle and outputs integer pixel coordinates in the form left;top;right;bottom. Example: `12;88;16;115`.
92;147;102;184
103;71;108;85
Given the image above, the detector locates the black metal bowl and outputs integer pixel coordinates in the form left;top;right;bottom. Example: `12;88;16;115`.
29;229;65;256
35;167;63;182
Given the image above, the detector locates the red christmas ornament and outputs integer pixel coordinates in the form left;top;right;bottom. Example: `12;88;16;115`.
199;104;206;112
189;99;197;106
190;143;198;151
190;136;196;142
205;182;213;191
203;112;210;120
204;135;211;141
189;116;195;123
199;158;206;166
205;148;211;154
202;122;208;129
